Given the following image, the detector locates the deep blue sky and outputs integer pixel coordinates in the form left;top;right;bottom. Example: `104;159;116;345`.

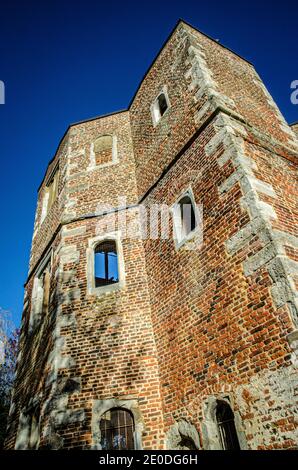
0;0;297;327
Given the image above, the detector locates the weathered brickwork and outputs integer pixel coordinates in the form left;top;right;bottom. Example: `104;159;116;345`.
5;20;298;450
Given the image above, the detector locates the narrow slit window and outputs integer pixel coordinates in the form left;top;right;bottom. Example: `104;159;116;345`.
94;240;119;287
216;401;240;450
100;408;135;450
94;135;113;166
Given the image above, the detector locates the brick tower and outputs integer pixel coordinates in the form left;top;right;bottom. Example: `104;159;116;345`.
5;20;298;450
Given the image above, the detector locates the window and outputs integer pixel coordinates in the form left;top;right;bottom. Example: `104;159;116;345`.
100;408;135;450
216;401;240;450
41;166;59;223
94;240;119;287
166;419;200;450
30;254;52;330
15;404;40;450
178;195;197;235
173;191;198;247
151;89;170;125
94;135;113;166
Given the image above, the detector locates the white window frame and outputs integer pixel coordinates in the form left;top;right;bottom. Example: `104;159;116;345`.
151;86;171;127
88;134;118;170
172;187;201;250
87;231;125;296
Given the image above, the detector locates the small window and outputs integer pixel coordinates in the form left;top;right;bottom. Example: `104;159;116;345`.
178;436;197;450
216;401;240;450
94;240;119;287
41;166;59;222
94;135;113;166
40;260;51;314
152;90;170;125
47;167;59;211
100;408;135;450
173;192;198;246
31;255;52;330
157;93;168;117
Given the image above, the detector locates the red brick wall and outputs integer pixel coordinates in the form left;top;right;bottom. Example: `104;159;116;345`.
184;24;296;149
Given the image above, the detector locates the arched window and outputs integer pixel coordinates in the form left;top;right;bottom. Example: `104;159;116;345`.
216;400;240;450
100;408;135;450
94;135;113;166
94;240;119;287
40;166;59;223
